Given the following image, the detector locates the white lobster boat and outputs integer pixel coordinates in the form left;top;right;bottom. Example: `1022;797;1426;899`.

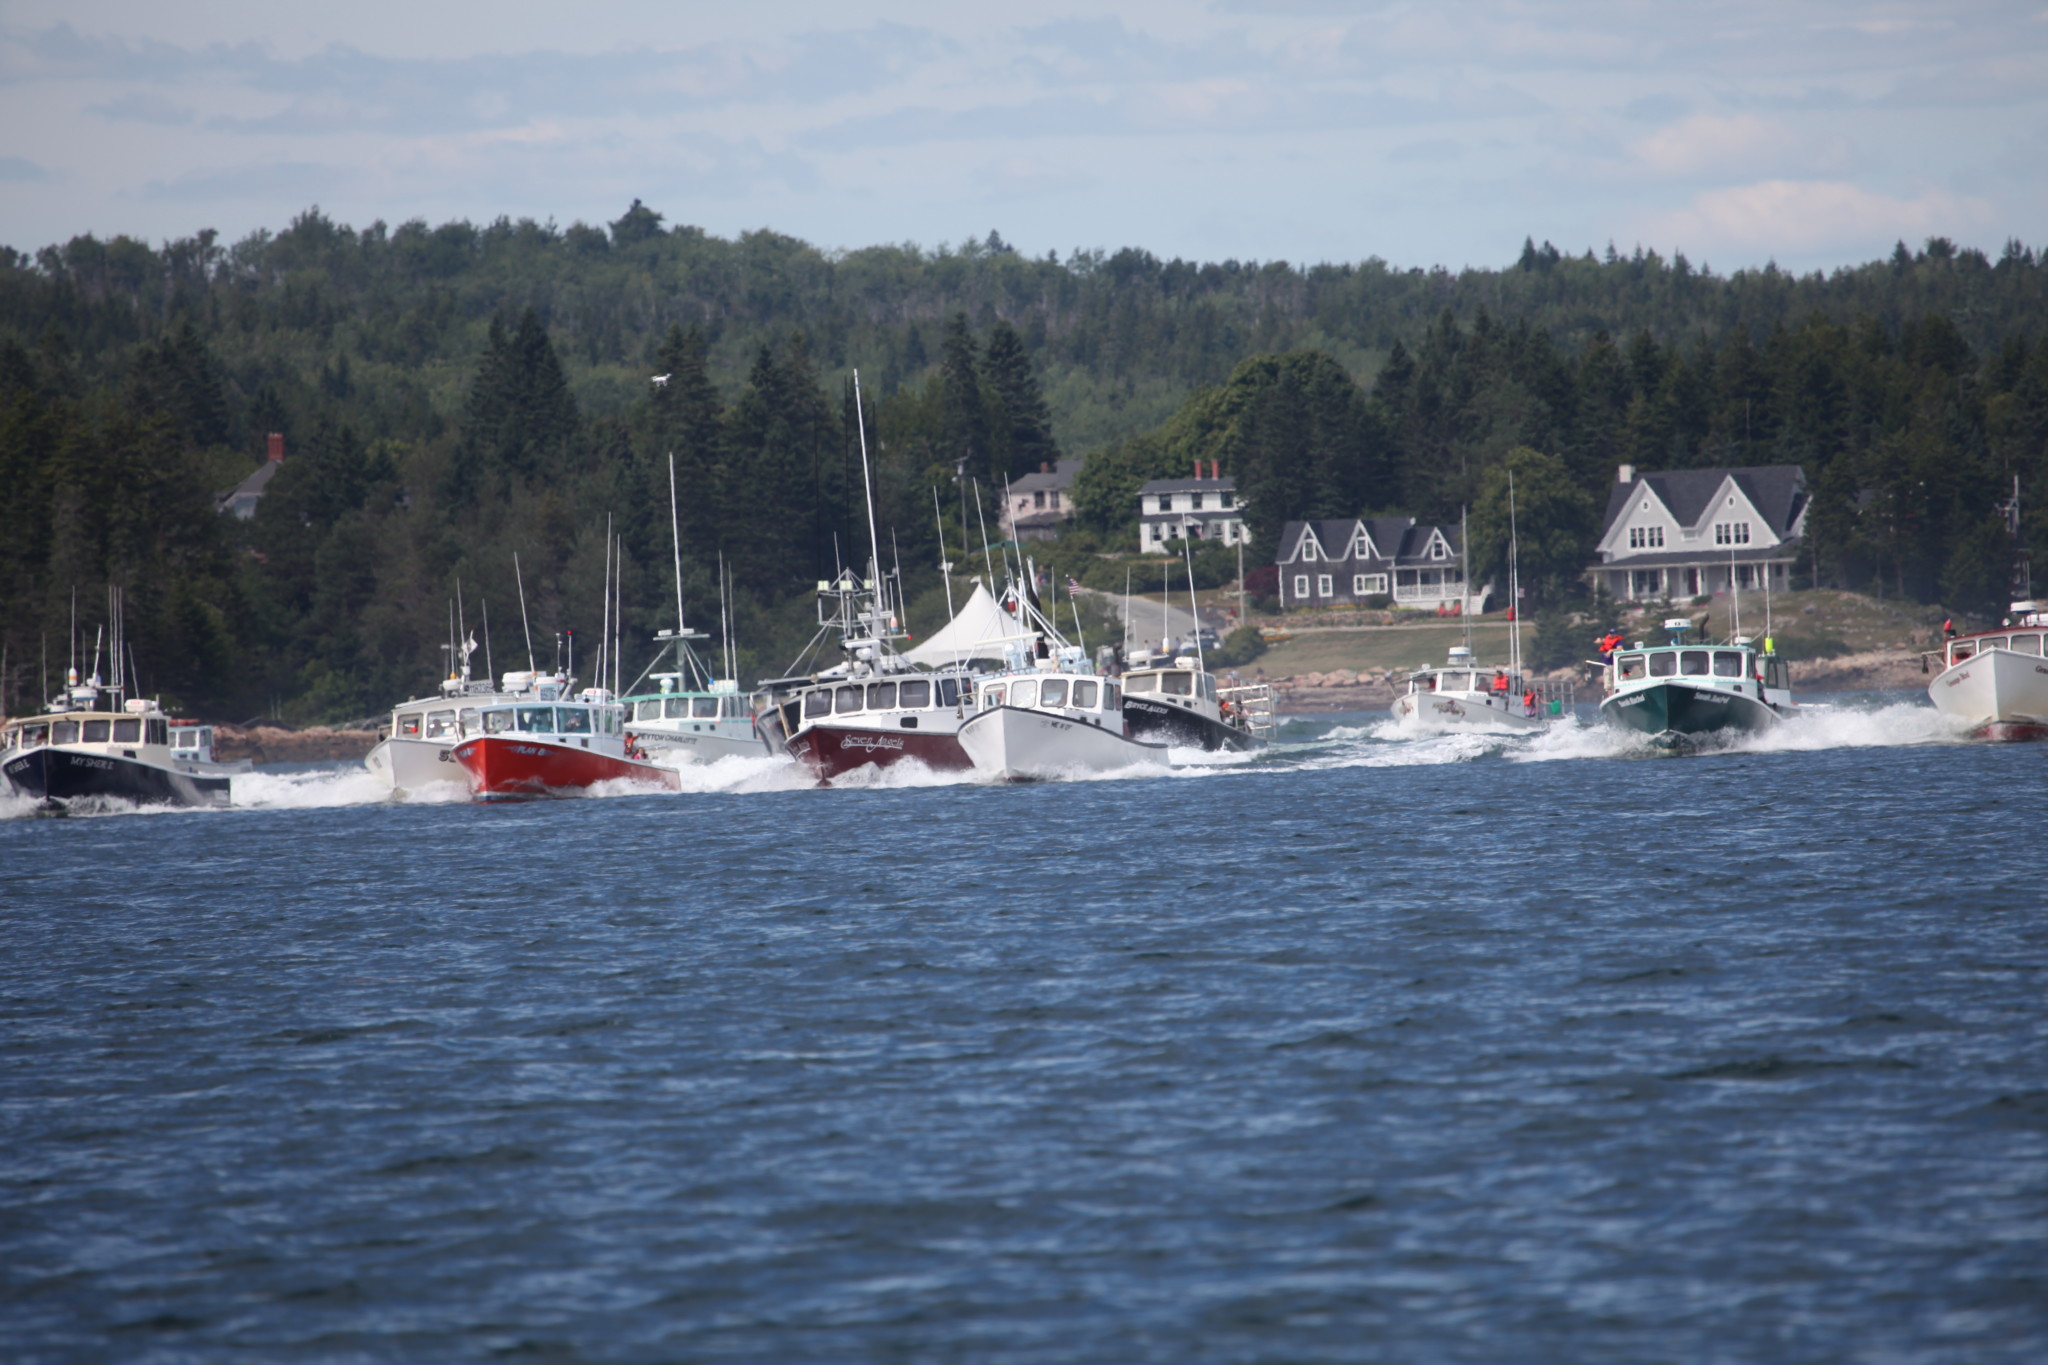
1391;645;1554;734
1927;603;2048;741
364;666;569;795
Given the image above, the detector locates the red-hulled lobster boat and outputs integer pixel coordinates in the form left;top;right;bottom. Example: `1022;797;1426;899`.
452;691;680;800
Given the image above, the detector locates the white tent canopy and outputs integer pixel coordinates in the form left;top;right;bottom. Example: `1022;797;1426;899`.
903;580;1030;666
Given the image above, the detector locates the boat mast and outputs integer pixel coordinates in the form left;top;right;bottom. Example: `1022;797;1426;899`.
1184;540;1205;672
852;370;885;634
1507;470;1522;680
1460;504;1473;656
933;486;955;624
515;553;537;672
599;515;612;696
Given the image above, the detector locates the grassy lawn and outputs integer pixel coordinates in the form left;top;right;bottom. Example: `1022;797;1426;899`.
1256;622;1517;676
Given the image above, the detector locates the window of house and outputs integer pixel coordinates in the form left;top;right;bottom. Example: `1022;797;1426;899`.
1714;521;1751;545
1221;492;1234;508
1157;495;1171;513
1317;574;1333;597
1034;490;1046;509
1293;574;1309;598
1355;573;1388;595
1430;539;1449;560
1628;526;1665;549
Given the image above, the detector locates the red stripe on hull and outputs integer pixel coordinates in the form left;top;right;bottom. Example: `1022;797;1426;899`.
787;723;970;781
1973;720;2048;742
452;736;680;799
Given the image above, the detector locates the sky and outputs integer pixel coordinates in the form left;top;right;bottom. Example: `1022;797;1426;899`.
2;2;2044;275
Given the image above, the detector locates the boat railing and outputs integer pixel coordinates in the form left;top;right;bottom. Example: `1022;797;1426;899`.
1217;680;1277;741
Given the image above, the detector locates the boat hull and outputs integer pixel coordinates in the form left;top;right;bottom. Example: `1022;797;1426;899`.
1928;648;2048;740
634;727;772;764
450;735;680;800
787;721;970;782
364;736;465;794
956;706;1168;781
1600;681;1782;745
1389;691;1542;734
2;746;231;809
1123;696;1265;751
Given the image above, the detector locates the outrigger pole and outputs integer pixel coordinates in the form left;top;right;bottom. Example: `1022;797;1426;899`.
515;552;537;672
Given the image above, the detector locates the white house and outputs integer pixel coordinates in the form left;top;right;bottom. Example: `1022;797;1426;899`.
1137;462;1248;551
999;459;1082;542
1592;463;1807;601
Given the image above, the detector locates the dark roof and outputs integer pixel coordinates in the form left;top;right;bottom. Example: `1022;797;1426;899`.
1600;465;1807;539
1138;476;1237;494
1276;517;1462;565
1010;457;1082;494
216;460;283;512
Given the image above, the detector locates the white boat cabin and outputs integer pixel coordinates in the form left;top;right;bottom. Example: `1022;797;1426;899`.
799;672;978;724
1608;622;1791;705
978;671;1125;727
5;705;172;754
1941;603;2048;668
630;682;752;729
477;700;624;738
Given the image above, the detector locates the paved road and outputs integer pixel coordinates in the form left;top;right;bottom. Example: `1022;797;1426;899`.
1077;588;1234;655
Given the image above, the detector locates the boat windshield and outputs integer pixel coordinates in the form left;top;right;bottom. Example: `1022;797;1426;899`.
1073;680;1098;709
1680;649;1709;675
1125;673;1158;693
867;682;896;709
938;678;962;708
804;690;832;719
1040;678;1068;707
900;680;931;708
1617;654;1646;681
1649;652;1677;677
113;718;141;743
835;685;862;715
425;710;456;739
517;706;556;733
1013;679;1039;708
559;708;591;734
484;709;515;734
1713;651;1744;678
53;721;79;743
2015;634;2043;656
1160;672;1193;696
692;697;720;719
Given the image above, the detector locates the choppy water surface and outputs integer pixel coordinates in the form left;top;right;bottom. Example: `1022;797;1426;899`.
3;696;2044;1362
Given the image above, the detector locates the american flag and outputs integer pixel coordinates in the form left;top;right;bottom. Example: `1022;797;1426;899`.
1066;575;1083;596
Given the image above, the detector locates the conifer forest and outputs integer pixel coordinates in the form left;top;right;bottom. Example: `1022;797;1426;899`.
3;202;2046;720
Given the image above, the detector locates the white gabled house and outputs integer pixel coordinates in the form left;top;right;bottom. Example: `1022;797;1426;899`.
1136;462;1248;551
1592;463;1807;601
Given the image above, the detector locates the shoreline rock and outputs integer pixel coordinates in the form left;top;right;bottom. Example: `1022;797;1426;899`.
213;724;378;763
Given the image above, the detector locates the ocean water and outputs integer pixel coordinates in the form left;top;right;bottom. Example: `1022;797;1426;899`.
3;695;2044;1362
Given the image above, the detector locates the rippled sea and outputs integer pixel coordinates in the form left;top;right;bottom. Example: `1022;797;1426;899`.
3;695;2045;1363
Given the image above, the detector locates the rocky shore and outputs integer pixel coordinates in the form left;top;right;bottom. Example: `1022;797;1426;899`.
212;725;380;763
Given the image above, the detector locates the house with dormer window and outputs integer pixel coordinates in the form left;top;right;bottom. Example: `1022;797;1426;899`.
1273;516;1488;611
1592;463;1807;601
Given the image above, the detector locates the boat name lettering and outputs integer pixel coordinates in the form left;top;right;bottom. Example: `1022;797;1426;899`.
1129;700;1168;715
840;734;905;752
1945;671;1970;687
71;755;116;769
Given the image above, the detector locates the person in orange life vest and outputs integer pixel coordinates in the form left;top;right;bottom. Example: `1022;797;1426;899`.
1492;669;1509;695
1522;688;1537;717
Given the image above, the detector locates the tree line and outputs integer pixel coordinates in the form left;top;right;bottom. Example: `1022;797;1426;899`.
2;202;2044;718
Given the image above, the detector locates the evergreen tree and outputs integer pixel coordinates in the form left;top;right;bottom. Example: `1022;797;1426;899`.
981;319;1059;479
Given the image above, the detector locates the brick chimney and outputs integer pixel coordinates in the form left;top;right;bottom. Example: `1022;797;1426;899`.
1210;460;1220;480
1041;461;1051;474
1193;459;1202;480
267;432;285;463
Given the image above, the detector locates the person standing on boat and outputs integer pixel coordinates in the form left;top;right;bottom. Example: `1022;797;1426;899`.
1492;669;1510;695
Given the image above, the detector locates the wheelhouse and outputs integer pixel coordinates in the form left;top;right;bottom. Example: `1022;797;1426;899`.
977;673;1123;717
3;710;171;752
476;702;622;736
1612;646;1786;690
1124;666;1216;703
799;672;978;721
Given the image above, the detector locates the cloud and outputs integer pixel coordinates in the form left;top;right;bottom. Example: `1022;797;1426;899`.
88;92;194;125
0;154;53;182
1629;113;1781;177
1640;179;1994;257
